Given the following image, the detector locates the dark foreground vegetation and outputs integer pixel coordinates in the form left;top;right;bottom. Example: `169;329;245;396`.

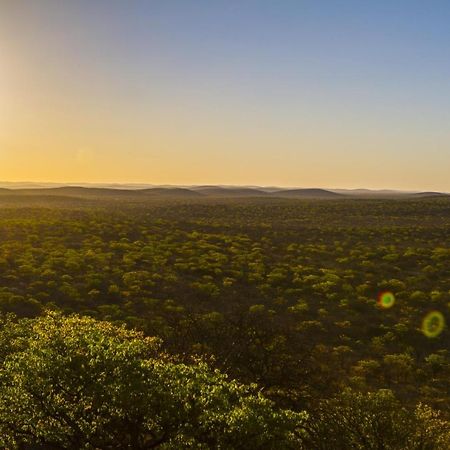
1;313;448;449
0;193;449;448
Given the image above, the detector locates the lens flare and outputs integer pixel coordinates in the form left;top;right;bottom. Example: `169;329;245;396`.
422;311;446;338
378;291;395;309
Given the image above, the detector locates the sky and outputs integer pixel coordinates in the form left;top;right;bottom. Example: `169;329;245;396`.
1;0;450;190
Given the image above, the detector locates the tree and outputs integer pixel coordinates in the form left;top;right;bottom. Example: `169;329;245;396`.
0;313;307;449
303;389;450;450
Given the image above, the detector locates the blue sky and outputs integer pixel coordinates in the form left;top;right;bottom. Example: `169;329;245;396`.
1;1;449;189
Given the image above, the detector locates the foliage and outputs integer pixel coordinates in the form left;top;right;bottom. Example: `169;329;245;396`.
0;195;448;445
304;389;450;450
0;313;306;449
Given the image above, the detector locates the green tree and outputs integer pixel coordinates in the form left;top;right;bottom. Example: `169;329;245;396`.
0;313;306;449
303;389;450;450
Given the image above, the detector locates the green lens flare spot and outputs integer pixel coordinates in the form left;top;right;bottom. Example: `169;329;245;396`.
378;291;395;309
422;311;446;338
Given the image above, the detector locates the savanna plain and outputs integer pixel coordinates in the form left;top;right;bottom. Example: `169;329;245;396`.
0;191;448;448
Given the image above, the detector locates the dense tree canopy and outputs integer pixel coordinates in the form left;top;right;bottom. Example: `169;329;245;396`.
0;194;448;447
304;389;450;449
0;313;448;449
0;313;306;449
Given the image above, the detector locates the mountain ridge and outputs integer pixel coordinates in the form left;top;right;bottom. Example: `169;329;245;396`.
0;184;447;199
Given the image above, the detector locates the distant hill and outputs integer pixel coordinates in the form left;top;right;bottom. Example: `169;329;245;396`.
140;188;203;197
408;191;450;198
9;187;137;197
271;188;343;198
192;187;268;197
331;188;408;196
328;189;450;198
0;186;203;199
0;184;447;200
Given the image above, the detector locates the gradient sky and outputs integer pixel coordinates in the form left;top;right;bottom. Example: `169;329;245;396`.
1;1;450;190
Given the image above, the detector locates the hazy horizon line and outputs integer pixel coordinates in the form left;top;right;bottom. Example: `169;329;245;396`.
0;181;448;194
